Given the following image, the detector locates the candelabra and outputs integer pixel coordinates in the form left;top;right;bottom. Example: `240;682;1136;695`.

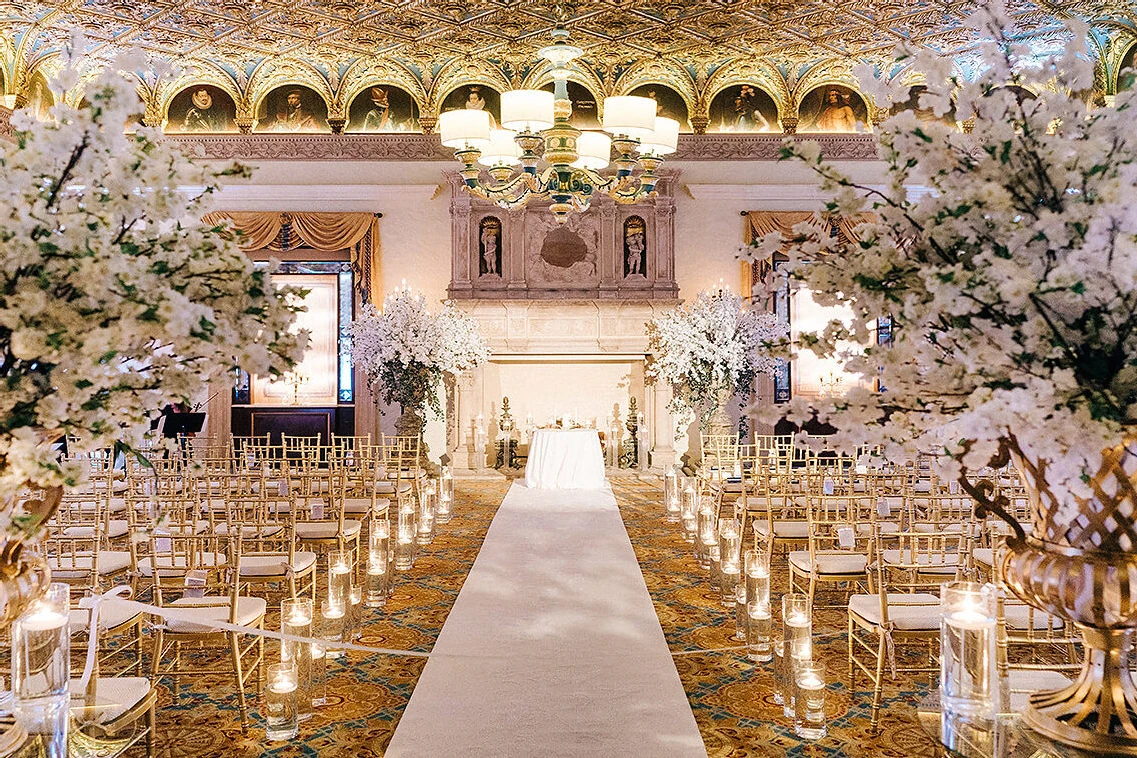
620;397;640;468
495;397;519;469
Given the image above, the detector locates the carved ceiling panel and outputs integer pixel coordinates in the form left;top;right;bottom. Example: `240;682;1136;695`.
5;0;1136;127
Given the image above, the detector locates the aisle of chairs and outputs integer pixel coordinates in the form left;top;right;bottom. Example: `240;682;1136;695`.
681;432;1078;732
19;431;434;755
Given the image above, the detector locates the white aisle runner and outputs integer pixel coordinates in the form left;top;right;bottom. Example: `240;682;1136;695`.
385;482;707;758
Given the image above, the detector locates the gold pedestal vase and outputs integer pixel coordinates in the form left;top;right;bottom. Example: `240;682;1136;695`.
0;485;62;628
966;438;1137;754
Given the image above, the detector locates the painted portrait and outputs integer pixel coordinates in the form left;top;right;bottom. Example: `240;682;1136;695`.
165;84;237;133
347;84;420;133
24;70;53;121
628;84;689;131
623;216;647;278
479;216;503;277
440;84;501;129
255;85;329;133
1120;44;1137;92
540;81;600;128
798;85;870;133
708;85;780;133
889;85;956;127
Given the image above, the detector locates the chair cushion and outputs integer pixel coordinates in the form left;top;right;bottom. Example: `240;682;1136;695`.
848;593;942;630
1004;604;1065;632
295;520;361;540
753;520;809;540
212;523;284;539
61;520;130;540
239;551;318;577
164;596;267;633
69;599;142;634
1007;670;1072;712
137;552;226;577
68;677;152;723
972;548;994;568
789;550;868;576
343;498;376;515
49;551;131;577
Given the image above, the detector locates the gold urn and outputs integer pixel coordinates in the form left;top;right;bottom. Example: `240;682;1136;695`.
982;439;1137;753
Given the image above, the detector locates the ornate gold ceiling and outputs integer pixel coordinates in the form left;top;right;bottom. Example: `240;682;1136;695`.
2;0;1135;136
13;0;1130;61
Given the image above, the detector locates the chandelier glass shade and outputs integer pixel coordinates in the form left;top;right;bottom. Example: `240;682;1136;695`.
438;29;678;222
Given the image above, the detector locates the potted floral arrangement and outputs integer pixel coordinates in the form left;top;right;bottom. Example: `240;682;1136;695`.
646;290;786;434
745;6;1137;751
351;288;489;441
0;57;305;622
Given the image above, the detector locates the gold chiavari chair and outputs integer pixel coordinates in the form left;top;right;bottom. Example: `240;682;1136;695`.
148;532;264;730
67;603;158;756
789;494;878;606
282;434;323;466
227;490;317;601
848;527;965;731
46;507;133;595
292;465;362;565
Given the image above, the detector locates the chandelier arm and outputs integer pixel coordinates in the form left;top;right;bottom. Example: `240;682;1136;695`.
466;172;537;205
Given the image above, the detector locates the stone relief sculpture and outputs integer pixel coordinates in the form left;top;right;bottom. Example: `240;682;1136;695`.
526;213;600;284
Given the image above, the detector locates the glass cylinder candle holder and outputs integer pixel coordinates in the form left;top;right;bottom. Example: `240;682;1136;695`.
696;500;717;546
417;480;436;545
720;558;741;608
328;550;353;610
718;517;741;567
680;483;697;542
437;468;454;524
265;663;299;741
321;599;346;661
747;600;773;662
940;581;997;732
745;547;771;611
707;543;721;584
794;661;827;739
782;593;812;663
12;583;70;757
350;585;363;642
734;584;748;642
396;499;417;570
367;546;391;608
310;642;327;706
280;597;313;721
664;468;677;519
772;635;786;705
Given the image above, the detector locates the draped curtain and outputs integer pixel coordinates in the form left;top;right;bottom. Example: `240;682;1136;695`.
200;210;382;442
739;210;877;297
202;210;382;303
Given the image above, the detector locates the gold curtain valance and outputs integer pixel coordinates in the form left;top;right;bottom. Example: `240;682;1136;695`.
202;211;381;303
740;210;878;298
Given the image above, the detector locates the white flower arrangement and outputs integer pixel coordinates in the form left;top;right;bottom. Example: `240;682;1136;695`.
646;291;787;429
350;289;489;415
744;5;1137;526
0;56;306;535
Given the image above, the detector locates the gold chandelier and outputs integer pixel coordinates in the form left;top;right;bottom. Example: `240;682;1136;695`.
438;29;678;223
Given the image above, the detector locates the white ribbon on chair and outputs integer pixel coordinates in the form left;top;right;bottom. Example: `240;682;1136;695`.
76;585;136;696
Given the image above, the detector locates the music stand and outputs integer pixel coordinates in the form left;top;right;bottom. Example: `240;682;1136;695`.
163;413;206;438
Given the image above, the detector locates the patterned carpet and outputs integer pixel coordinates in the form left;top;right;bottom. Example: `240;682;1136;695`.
143;477;941;757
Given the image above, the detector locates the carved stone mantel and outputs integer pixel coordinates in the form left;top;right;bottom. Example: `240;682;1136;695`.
449;299;679;472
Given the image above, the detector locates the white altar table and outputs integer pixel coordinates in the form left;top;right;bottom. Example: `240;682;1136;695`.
524;428;606;490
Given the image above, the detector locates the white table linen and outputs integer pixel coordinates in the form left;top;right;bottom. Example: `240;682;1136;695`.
524;428;606;490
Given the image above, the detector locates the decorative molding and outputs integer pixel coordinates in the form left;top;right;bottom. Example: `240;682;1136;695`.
201;183;440;212
170;133;454;162
686;183;935;202
169;132;881;162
